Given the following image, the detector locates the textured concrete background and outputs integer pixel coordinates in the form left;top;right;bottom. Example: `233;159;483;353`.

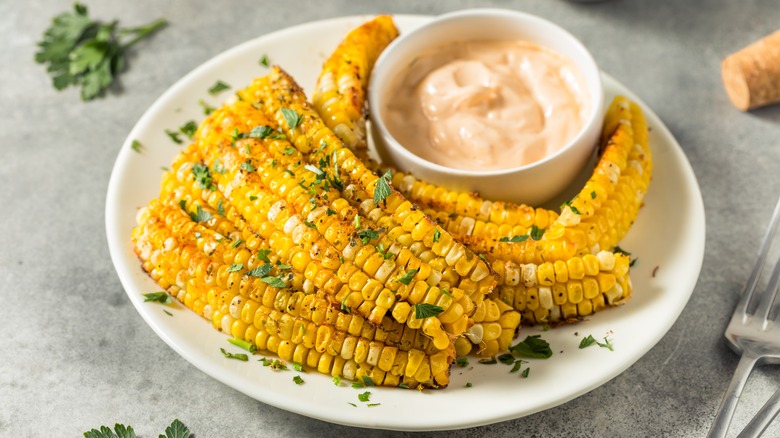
2;0;780;436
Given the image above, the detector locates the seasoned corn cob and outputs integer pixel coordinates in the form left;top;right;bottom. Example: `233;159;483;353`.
544;97;653;253
191;101;478;350
240;68;498;302
313;15;398;153
132;200;452;386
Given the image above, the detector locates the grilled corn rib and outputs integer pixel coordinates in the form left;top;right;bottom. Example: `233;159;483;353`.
133;199;451;387
240;68;498;296
186;101;473;352
312;15;399;153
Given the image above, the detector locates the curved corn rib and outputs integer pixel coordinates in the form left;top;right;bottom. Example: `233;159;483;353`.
133;200;451;387
312;15;399;153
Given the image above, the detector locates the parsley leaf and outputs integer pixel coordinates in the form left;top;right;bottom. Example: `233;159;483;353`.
579;335;597;349
509;335;553;359
373;170;392;204
356;229;380;244
358;391;371;402
179;120;197;139
240;161;255;172
249;125;274;139
256;249;271;263
414;303;444;319
208;80;231;95
159;419;192;438
142;292;171;304
191;163;215;190
220;347;248;361
83;423;136;438
530;225;545;241
246;264;272;278
188;205;213;223
198;99;216;115
226;263;243;272
259;54;270;67
499;235;529;243
397;268;418;285
280;108;303;130
228;338;257;353
35;4;166;101
165;129;182;144
293;375;304;385
261;276;286;288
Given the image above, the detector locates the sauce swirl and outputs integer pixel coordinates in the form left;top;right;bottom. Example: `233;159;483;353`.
383;40;590;171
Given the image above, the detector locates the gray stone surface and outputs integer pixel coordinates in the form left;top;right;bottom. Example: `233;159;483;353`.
2;0;780;436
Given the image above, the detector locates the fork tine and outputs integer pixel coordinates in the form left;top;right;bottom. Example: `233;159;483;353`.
737;197;780;320
756;247;780;326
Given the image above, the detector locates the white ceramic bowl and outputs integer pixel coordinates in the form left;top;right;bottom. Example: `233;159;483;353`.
369;9;604;206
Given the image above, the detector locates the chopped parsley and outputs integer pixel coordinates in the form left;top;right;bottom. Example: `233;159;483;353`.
192;163;215;190
356;229;380;244
292;363;305;372
259;54;270;67
230;239;243;248
249;125;274;139
509;335;553;359
130;139;143;153
240;161;255;172
433;229;441;243
228;338;256;353
292;375;304;385
142;291;171;304
530;225;545;241
340;293;351;313
499;235;529;243
226;263;243;273
414;303;444;319
163;309;173;317
198;99;216;115
455;357;469;367
562;199;581;215
465;382;473;388
590;190;597;199
261;276;286;288
521;367;530;378
397;268;418;285
189;205;213;223
165;129;182;144
256;249;271;263
220;347;248;361
179;120;198;139
332;376;342;386
478;357;497;365
303;220;317;229
208;80;231;95
373;170;392;204
440;288;452;297
283;147;295;155
580;334;614;351
357;391;371;402
217;199;225;216
280;108;303;130
510;360;525;373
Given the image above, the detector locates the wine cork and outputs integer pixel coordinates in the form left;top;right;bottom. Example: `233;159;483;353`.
721;30;780;111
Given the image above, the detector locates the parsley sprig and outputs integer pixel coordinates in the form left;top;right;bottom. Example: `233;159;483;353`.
84;419;191;438
35;3;167;101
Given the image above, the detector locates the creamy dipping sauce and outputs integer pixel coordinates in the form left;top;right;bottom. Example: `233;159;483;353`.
383;40;590;171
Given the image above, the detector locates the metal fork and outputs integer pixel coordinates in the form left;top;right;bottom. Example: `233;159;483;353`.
708;196;780;438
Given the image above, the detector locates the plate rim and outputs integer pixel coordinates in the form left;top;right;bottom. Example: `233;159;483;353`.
105;14;705;431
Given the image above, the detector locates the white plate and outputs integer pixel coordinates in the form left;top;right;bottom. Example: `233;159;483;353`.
106;15;705;431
